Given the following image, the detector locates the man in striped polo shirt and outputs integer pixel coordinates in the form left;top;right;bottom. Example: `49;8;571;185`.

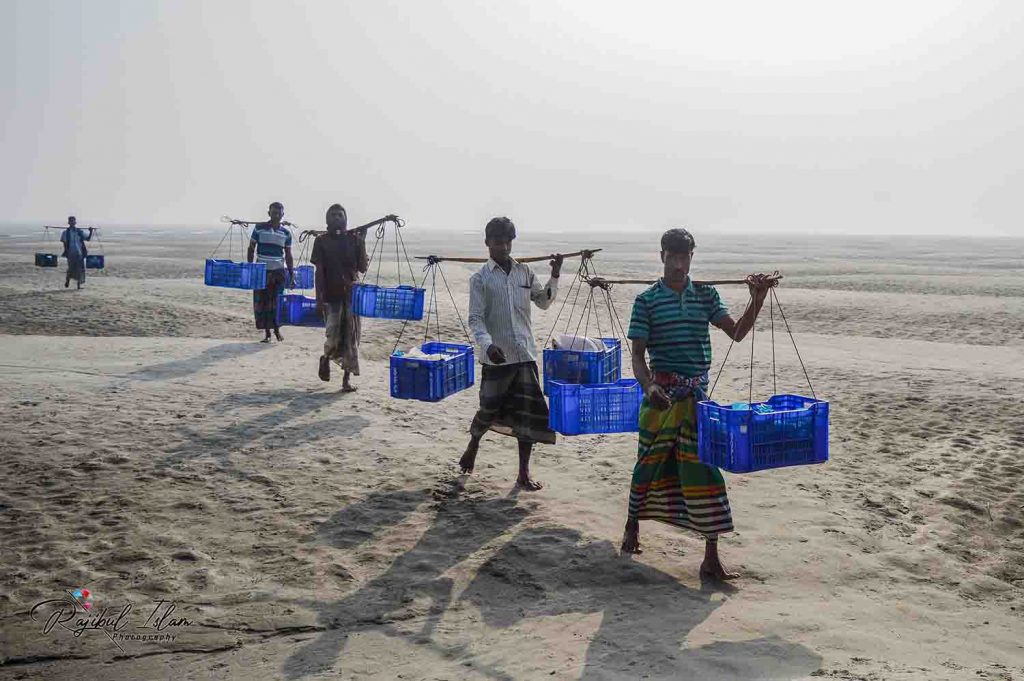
622;227;774;581
247;201;295;343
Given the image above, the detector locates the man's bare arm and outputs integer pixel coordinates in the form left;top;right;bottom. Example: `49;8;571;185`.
632;338;670;409
712;279;771;341
631;338;653;391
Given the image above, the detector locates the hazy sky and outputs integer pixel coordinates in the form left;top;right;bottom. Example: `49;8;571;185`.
2;0;1022;235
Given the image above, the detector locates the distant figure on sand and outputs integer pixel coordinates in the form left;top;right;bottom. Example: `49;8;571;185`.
621;227;775;580
60;216;93;289
247;201;295;343
312;204;367;391
460;217;564;490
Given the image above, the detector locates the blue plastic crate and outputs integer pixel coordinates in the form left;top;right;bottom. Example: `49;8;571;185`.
543;338;621;395
697;394;829;474
35;253;58;268
277;294;324;327
390;342;475;401
352;284;425;321
288;264;314;289
85;254;105;269
548;378;642;435
204;259;267;290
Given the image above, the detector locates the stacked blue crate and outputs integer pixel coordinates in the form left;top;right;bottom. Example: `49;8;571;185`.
352;284;425;321
288;264;314;289
277;294;324;327
204;259;267;290
542;338;621;395
390;342;474;401
696;394;829;473
548;378;643;435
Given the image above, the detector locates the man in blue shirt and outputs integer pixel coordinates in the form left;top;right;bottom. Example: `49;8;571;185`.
247;201;295;343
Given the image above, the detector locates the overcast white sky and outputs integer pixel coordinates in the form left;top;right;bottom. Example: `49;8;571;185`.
2;0;1022;235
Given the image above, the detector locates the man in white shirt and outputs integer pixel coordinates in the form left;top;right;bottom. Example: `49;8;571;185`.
460;217;564;490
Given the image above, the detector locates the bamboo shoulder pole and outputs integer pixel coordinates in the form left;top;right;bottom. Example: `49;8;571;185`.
585;273;783;289
415;248;602;264
296;215;401;242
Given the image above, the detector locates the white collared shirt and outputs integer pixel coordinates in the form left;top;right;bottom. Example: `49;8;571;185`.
468;258;559;365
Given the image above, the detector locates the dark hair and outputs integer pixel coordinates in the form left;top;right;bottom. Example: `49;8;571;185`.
68;216;76;222
326;204;347;220
661;228;695;254
269;201;284;211
485;216;516;241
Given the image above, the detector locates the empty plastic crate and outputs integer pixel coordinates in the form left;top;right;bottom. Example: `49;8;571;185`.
543;338;621;395
85;255;105;269
352;283;425;320
35;253;58;268
288;264;314;289
277;294;324;327
390;342;475;401
548;378;642;435
204;259;267;290
697;394;829;474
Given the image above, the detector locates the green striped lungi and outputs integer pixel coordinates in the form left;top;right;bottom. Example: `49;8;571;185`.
627;394;733;537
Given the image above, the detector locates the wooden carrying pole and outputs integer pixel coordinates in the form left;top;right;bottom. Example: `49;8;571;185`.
295;215;401;242
585;273;783;289
220;217;298;228
415;248;602;264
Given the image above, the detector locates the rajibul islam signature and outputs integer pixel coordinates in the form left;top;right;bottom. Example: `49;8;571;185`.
30;589;194;653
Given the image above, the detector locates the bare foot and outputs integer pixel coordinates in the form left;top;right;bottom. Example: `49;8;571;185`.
260;337;272;344
700;558;740;581
620;519;642;554
515;476;543;491
274;329;284;341
341;383;357;393
459;442;479;474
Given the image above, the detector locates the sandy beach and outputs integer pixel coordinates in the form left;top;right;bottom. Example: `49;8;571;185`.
0;226;1022;680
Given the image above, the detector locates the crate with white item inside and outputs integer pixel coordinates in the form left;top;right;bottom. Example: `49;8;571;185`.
542;337;621;395
390;342;475;401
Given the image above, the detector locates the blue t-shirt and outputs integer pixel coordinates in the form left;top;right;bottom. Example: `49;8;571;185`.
249;224;292;270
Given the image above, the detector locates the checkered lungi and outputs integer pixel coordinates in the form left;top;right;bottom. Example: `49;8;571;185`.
470;361;556;445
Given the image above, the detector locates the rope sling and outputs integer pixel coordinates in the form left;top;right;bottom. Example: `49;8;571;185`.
544;251;631;359
391;255;473;354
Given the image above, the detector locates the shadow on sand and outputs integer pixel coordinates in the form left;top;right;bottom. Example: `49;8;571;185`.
158;387;369;472
282;485;822;680
129;341;270;381
463;526;822;680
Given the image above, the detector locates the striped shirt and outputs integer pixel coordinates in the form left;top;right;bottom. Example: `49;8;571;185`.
468;259;559;365
249;224;292;270
628;278;729;378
